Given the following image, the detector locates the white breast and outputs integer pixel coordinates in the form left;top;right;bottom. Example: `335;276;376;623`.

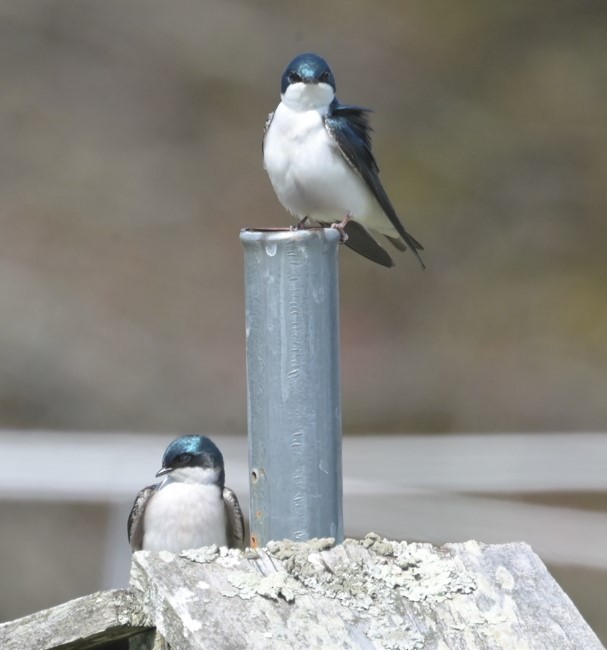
143;482;227;552
263;101;379;225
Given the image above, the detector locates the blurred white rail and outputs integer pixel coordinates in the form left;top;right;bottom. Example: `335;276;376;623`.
0;430;606;586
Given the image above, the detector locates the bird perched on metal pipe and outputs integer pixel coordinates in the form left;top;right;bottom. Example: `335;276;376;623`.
128;435;245;552
263;52;424;269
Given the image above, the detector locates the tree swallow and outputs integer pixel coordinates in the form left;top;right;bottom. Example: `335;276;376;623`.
263;52;425;269
128;435;245;552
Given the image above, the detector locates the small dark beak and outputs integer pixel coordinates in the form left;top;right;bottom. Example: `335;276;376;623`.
155;467;172;477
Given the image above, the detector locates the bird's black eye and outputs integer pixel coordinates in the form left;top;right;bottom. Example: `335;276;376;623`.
177;453;191;464
320;71;331;83
288;71;302;84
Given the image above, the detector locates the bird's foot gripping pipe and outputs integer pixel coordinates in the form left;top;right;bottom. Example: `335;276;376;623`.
330;214;352;243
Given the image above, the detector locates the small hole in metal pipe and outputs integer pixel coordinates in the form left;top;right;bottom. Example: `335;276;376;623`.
251;469;258;481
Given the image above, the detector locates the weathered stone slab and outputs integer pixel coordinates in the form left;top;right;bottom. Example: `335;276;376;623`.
129;534;605;650
1;536;602;649
0;589;150;650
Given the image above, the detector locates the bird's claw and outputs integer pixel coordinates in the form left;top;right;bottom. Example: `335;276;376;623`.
330;215;352;244
294;216;310;230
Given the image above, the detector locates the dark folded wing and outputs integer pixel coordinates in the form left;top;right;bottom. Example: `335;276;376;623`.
324;101;425;269
127;484;158;552
223;486;246;549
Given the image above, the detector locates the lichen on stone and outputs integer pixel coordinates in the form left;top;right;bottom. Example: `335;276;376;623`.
225;570;299;602
265;534;476;609
179;545;220;564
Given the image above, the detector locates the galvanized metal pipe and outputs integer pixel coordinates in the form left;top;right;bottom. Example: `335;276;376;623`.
240;228;343;547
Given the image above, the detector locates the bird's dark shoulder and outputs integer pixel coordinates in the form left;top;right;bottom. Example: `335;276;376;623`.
223;486;246;549
323;100;379;176
127;483;159;551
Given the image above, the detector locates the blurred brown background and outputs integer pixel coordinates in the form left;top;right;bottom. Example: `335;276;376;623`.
2;0;605;433
1;0;606;644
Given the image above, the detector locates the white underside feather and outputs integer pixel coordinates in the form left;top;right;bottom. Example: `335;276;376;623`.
143;481;227;552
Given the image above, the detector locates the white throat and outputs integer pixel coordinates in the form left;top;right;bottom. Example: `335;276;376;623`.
281;81;335;112
164;465;221;486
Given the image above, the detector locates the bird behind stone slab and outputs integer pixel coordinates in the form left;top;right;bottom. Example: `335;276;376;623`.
263;52;425;269
128;435;245;552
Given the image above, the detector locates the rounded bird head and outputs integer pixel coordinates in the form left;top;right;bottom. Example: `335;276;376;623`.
280;52;336;110
156;434;225;486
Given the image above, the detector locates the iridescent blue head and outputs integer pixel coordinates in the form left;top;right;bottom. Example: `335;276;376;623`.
156;434;225;487
281;53;336;94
